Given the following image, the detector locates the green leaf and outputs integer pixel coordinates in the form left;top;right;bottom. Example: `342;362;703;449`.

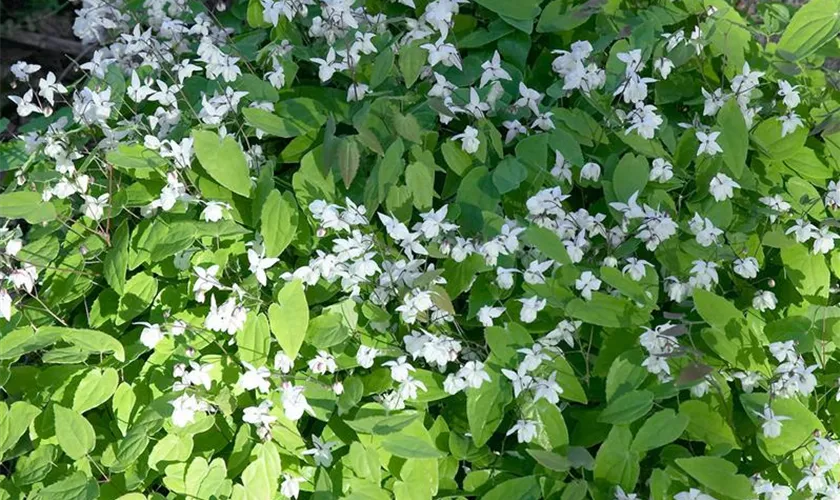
492;156;528;194
192;130;252;197
631;409;689;453
527;449;570;471
537;0;602;33
482;476;541;500
117;272;158;325
398;42;426;88
777;0;840;60
405;161;435;210
0;401;41;457
466;367;512;447
524;225;571;265
693;289;743;331
594;426;640;491
782;243;831;299
241;443;282;500
566;294;651;328
612;153;649;202
680;400;740;450
148;434;194;471
475;0;541;20
268;280;309;359
235;313;271;367
716;100;747;177
106;144;167;171
598;390;654;425
675;456;754;500
0;326;62;360
525;399;569;450
370;47;394;89
0;192;56;223
48;327;126;362
382;435;445;458
260;190;298;258
33;471;98;500
337;137;361;188
73;368;119;413
751;118;807;161
54;405;96;460
740;393;825;461
103;221;129;296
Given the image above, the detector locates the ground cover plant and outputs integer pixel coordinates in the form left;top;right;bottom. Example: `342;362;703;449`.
2;0;840;498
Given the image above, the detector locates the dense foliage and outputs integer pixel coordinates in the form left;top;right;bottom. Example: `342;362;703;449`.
2;0;840;498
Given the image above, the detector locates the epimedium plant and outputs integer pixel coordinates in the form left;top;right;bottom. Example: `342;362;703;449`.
1;0;840;498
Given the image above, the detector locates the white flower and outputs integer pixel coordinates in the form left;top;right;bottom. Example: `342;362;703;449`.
753;290;777;312
185;362;213;390
477;305;505;327
756;405;790;438
443;374;468;395
496;267;517;289
702;88;728;116
732;371;761;393
532;372;564;404
280;475;303;499
696;131;723;156
281;382;313;421
8;263;37;293
420;38;462;70
356;345;379;368
205;295;248;335
518;296;546;323
689;214;723;247
506;419;538;443
517;344;552;372
81;194;109;221
274;352;294;373
383;356;415;382
813;226;839;254
654;57;674;79
709;173;739;201
193;265;221;303
675;489;717;500
397;376;427;400
786;219;816;243
201;201;230;222
347;83;369;102
171;394;203;427
575;271;601;300
452;126;480;154
239;362;271;393
779;112;803;137
243;400;277;427
10;61;40;81
308;350;337;375
515;82;544;115
649;158;674;182
733;257;759;279
247;248;279;287
622;258;652;281
138;323;165;349
523;260;553;285
480;51;512;88
457;361;492;389
777;80;800;109
0;289;12;321
689;260;719;290
580;162;601;182
501;366;534;397
5;239;22;257
302;435;338;467
310;48;346;82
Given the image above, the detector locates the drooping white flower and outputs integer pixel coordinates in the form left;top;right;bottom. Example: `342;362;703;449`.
356;345;379;368
0;289;12;321
302;435;338;467
452;126;480;154
532;371;564;404
756;405;790;438
622;258;652;281
575;271;601;300
193;265;221;303
649;158;674;182
733;257;759;279
506;419;538;443
308;350;337;375
247;248;279;286
81;194;109;221
201;201;230;222
239;362;271;393
580;162;601;182
777;80;801;109
779;111;804;138
709;173;739;201
753;290;777;312
383;356;415;382
477;305;505;327
138;322;165;349
171;394;204;427
696;130;723;156
281;382;313;421
518;296;546;323
280;474;303;499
